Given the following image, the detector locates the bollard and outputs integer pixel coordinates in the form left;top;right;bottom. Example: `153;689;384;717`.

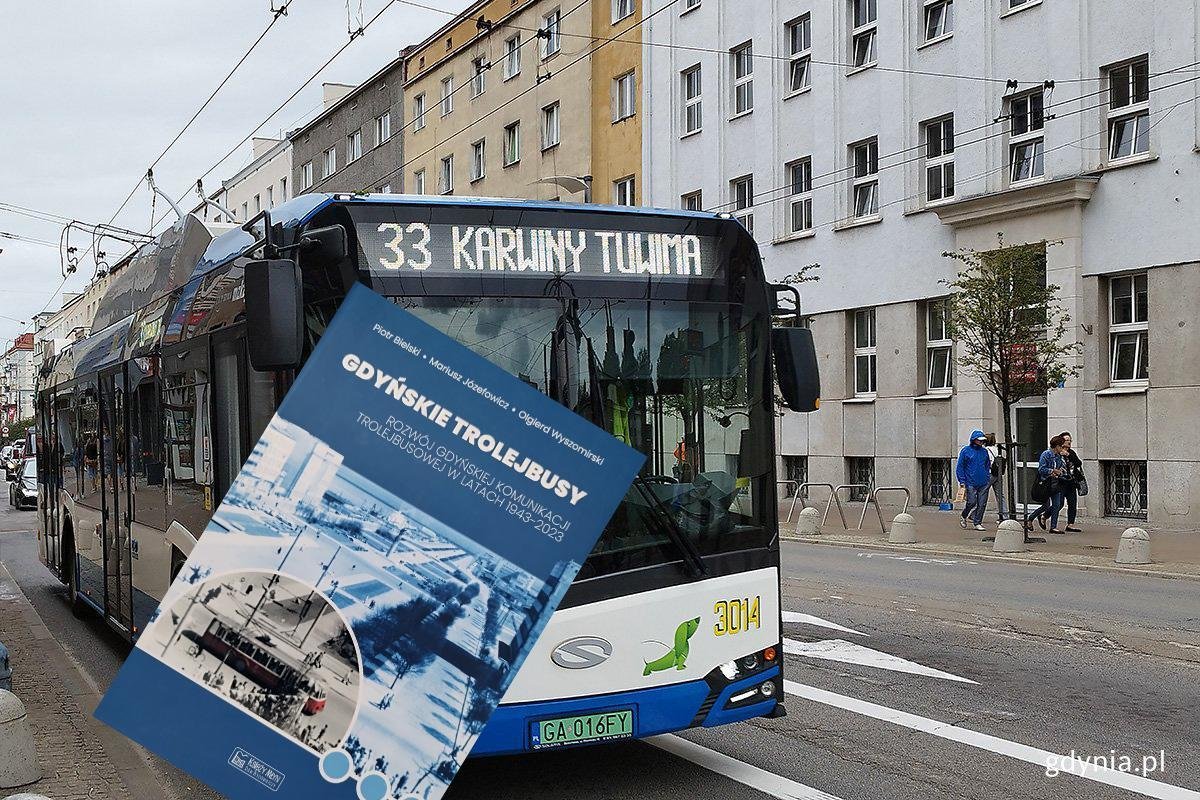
993;519;1027;553
0;643;10;692
887;512;919;544
1115;527;1151;565
0;690;41;789
794;506;822;537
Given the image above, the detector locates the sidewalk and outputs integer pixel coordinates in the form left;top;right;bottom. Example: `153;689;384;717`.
0;563;172;800
779;503;1200;580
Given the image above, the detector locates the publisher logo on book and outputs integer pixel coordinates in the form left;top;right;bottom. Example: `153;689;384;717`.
229;747;286;791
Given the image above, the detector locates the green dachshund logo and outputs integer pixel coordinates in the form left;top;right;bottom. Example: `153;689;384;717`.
643;617;701;676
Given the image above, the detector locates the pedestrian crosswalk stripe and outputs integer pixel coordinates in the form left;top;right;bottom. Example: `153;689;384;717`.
647;734;846;800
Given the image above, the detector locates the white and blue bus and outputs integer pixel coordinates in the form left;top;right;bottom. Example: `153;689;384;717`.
36;194;819;755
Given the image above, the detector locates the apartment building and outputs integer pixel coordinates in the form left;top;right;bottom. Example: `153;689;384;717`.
1;333;36;422
644;0;1200;528
291;60;408;195
403;0;643;203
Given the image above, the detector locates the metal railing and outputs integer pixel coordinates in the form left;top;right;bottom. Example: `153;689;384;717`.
778;481;837;527
867;486;911;532
830;484;870;530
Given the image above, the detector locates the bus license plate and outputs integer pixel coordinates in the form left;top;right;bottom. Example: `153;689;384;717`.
530;710;634;750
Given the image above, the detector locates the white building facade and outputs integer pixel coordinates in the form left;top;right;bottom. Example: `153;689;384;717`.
645;0;1200;527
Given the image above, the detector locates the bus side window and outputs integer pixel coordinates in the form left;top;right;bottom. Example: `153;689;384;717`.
162;362;214;536
77;389;100;504
55;392;77;498
129;361;165;530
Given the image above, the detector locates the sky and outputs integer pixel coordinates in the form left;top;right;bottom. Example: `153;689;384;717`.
0;0;458;347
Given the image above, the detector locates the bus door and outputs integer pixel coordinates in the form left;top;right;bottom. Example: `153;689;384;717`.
38;393;58;569
99;368;134;631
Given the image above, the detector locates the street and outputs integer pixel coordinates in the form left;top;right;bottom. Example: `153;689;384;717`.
3;501;1197;800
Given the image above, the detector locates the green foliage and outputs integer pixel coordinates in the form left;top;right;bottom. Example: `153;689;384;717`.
6;417;35;445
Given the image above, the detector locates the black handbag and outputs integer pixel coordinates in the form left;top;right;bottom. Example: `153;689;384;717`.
1031;478;1048;502
1076;475;1089;497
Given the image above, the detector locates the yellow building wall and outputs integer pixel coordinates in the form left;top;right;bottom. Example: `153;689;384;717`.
590;0;643;205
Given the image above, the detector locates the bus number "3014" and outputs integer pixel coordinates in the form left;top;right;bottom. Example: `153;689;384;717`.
713;596;761;637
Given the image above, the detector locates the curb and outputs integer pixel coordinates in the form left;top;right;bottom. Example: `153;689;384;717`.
779;534;1200;582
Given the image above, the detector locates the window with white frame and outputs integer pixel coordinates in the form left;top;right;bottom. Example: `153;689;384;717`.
786;15;811;94
541;9;561;58
787;158;812;234
614;176;635;205
347;130;362;162
681;190;702;210
1106;56;1150;161
413;93;427;131
612;0;634;24
681;65;702;134
731;43;753;115
471;58;487;97
1008;89;1044;182
413;169;426;194
923;0;952;41
731;175;754;233
471;140;485;182
1109;273;1148;382
926;298;953;391
374;112;391;145
542;102;560;149
923;115;955;202
504;35;521;80
279;177;287;201
241;202;248;221
254;194;261;214
853;307;877;396
266;185;274;208
322;146;337;178
440;77;454;116
439;155;453;194
850;0;877;69
613;71;636;122
850;138;879;218
301;162;313;189
504;121;521;165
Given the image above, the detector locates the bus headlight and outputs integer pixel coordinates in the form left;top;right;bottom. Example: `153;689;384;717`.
739;654;759;671
760;680;776;698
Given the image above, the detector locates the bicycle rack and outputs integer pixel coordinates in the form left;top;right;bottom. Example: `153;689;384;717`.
777;480;800;523
867;486;912;532
778;481;836;527
831;484;870;530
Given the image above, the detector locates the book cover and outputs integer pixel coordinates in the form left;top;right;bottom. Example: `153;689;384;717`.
95;283;644;800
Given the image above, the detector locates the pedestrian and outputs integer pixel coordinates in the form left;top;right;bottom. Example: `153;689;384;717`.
956;429;992;531
1059;431;1085;533
984;432;1010;522
1025;435;1069;534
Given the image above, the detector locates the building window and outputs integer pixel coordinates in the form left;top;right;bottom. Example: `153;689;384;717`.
926;298;953;392
731;175;753;234
684;0;700;9
786;158;812;234
1008;0;1035;8
923;115;955;202
542;102;560;149
266;185;274;208
253;194;261;214
923;0;953;41
541;9;561;58
614;176;636;206
439;156;453;194
782;455;808;496
612;0;634;24
471;58;487;97
847;457;875;501
1103;460;1147;519
1109;273;1148;382
413;93;427;131
374;111;391;145
1008;88;1044;183
504;34;522;79
853;307;877;396
786;15;811;94
731;42;753;115
322;146;336;178
347;130;362;162
241;202;248;220
921;458;954;505
850;0;877;69
850;138;879;218
504;121;521;166
681;190;702;210
301;162;313;189
413;169;426;195
471;140;486;182
682;65;702;134
440;77;454;116
613;71;636;122
280;177;287;201
1106;56;1150;161
377;184;392;194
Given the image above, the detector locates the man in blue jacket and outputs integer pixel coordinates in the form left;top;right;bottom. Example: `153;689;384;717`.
956;429;992;531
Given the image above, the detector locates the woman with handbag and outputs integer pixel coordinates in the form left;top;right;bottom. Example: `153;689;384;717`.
1059;432;1086;533
1025;435;1069;534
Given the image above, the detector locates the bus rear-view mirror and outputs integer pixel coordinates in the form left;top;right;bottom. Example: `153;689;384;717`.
246;259;304;371
301;224;349;262
772;327;820;413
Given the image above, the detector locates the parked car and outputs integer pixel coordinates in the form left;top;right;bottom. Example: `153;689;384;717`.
9;456;36;509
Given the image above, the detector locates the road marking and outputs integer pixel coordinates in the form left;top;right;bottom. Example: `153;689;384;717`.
784;681;1200;800
648;735;845;800
783;638;977;684
857;552;977;565
781;611;867;636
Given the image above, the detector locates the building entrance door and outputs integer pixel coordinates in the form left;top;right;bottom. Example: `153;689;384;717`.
1012;406;1048;513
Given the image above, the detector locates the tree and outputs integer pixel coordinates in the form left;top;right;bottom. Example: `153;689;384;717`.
942;237;1081;523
